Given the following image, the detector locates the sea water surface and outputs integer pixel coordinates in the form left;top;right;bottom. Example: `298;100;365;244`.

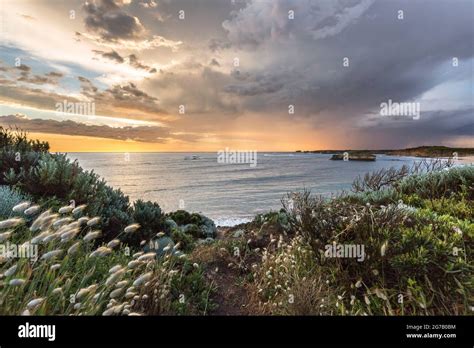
67;153;473;226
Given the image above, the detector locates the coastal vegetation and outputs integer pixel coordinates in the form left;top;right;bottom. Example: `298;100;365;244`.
0;127;472;315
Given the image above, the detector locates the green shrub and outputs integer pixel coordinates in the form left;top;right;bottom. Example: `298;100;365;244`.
0;185;30;219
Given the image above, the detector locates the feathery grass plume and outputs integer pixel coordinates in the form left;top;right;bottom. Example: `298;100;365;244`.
4;264;18;277
156;232;165;237
42;232;60;244
133;251;144;258
115;280;128;288
380;241;388;257
72;204;87;215
0;218;24;229
9;278;26;286
137;252;156;262
39;214;59;231
60;230;79;243
50;264;61;271
30;231;50;244
12;202;30;213
110;288;125;299
83;230;101;242
26;298;45;310
89;246;112;258
67;242;81;255
124;223;140;234
22;309;31;316
58;205;74;214
87;217;100;227
128;312;142;316
105;269;125;287
30;210;51;231
40;249;63;261
77;217;89;225
0;231;12;242
108;265;123;274
51;287;62;296
24;205;40;216
107;239;121;249
133;272;153;287
127;260;141;269
53;217;73;229
76;288;92;300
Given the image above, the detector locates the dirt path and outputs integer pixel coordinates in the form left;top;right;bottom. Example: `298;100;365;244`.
194;226;254;315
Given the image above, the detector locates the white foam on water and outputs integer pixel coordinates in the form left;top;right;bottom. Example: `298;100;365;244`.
214;216;253;227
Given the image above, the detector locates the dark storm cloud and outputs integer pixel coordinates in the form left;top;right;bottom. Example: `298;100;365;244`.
0;114;175;143
217;0;474;142
83;0;145;41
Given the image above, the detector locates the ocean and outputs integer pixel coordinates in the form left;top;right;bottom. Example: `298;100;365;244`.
67;153;473;227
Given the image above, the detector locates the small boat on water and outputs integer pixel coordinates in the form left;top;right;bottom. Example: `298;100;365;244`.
184;155;200;160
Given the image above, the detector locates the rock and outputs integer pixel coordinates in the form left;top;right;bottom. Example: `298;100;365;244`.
144;236;176;257
330;153;376;161
197;237;215;245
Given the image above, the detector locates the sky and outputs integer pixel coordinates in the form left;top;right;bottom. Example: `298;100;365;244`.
0;0;473;152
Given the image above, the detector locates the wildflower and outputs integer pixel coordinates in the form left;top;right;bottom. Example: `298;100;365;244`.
24;205;40;216
0;218;24;229
72;205;87;215
87;217;100;227
12;202;30;213
124;223;140;234
40;249;63;261
0;231;12;242
107;239;121;249
50;264;61;271
5;264;18;277
26;298;45;310
133;272;153;287
67;242;81;255
58;205;74;214
83;230;101;242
